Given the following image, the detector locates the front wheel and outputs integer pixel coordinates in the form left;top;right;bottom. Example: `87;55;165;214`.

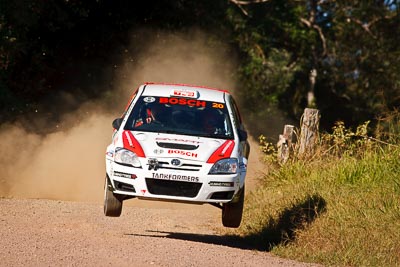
222;187;245;228
104;176;123;217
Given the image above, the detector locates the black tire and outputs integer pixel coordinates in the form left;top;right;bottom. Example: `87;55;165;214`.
104;176;123;217
222;187;245;228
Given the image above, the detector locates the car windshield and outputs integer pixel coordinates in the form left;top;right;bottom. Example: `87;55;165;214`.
124;96;234;139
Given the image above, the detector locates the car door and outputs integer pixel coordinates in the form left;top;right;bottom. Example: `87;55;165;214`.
228;95;250;184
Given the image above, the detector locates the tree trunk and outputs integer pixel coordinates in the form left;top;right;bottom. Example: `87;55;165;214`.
307;68;317;107
277;125;295;164
298;108;320;157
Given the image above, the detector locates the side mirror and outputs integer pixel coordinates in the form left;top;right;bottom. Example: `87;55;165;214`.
112;118;123;130
238;129;248;141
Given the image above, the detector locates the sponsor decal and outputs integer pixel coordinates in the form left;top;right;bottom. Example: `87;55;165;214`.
168;149;197;158
143;96;156;103
114;171;136;179
212;102;224;109
159;97;206;107
148;158;159;171
152;173;200;183
171;89;198;98
153;149;164;155
156;137;202;144
208;181;234;187
141;189;146;195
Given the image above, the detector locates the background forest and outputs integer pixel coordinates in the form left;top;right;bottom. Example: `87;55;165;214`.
1;0;399;137
2;2;400;265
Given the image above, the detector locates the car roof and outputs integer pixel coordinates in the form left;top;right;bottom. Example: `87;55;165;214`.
140;82;230;103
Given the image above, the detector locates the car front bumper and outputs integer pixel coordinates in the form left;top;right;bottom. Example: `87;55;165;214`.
106;159;245;204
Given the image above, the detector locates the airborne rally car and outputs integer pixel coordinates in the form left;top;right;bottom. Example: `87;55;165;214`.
104;82;250;227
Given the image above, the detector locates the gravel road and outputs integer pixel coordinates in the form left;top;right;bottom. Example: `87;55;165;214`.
0;198;318;267
0;136;319;267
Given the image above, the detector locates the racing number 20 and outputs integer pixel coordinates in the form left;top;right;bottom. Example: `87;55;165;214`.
212;103;224;109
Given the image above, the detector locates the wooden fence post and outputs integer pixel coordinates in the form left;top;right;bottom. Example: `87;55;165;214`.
298;108;320;157
277;124;294;164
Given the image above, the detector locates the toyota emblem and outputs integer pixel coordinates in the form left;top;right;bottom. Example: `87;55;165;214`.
171;159;181;166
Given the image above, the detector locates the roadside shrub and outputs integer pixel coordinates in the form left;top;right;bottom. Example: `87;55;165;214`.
229;113;400;266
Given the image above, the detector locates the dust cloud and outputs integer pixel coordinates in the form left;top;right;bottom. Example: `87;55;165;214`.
115;30;238;99
0;30;246;202
0;111;112;201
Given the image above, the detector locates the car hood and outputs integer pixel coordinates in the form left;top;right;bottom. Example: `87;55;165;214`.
115;130;235;162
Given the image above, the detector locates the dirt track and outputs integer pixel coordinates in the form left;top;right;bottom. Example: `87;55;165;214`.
0;198;319;267
0;137;318;267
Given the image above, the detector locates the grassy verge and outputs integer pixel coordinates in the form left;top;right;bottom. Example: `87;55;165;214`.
228;121;400;266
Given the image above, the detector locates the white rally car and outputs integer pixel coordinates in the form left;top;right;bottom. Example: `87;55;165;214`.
104;82;250;227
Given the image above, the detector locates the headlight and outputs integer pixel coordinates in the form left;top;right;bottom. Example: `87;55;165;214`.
114;148;141;167
209;158;238;174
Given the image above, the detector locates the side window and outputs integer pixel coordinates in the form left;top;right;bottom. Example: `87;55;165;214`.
229;96;243;130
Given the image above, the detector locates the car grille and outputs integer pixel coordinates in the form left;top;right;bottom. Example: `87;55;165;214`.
145;178;202;198
157;161;202;171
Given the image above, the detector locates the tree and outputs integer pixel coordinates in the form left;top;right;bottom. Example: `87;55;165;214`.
0;0;230;125
227;0;400;133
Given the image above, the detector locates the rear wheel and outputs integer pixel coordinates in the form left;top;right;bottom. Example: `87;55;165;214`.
104;176;123;217
222;187;244;228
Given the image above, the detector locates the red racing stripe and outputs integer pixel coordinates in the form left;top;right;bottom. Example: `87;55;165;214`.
206;140;235;163
122;131;145;157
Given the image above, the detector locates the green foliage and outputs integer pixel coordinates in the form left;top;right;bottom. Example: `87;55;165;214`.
1;0;400;133
227;0;400;133
316;1;400;126
227;1;308;116
321;120;372;157
229;117;400;266
258;134;278;166
0;0;230;124
239;48;298;108
375;111;400;144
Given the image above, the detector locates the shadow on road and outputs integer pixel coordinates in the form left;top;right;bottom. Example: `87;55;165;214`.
125;194;327;251
244;193;327;251
129;231;256;250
